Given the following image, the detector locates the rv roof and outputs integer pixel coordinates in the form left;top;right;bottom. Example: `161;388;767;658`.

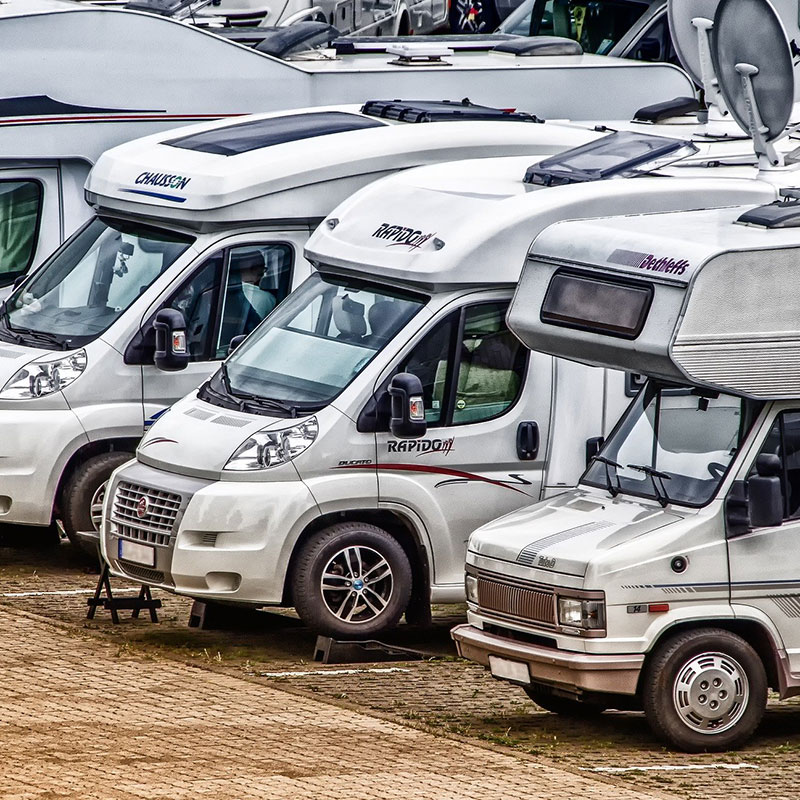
0;0;86;17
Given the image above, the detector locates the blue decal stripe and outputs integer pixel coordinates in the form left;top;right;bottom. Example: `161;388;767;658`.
121;188;187;203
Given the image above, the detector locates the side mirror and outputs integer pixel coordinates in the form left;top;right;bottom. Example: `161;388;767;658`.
12;274;25;291
585;436;604;467
635;37;661;61
748;453;783;529
228;334;247;353
153;308;189;372
388;372;426;439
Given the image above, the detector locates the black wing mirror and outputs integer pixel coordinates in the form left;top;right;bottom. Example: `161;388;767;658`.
749;453;784;529
228;334;247;353
154;308;189;372
388;372;426;439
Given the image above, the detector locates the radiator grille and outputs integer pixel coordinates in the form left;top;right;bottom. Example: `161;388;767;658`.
112;481;181;543
477;574;556;626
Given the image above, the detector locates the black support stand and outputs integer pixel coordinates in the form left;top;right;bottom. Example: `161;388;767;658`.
86;562;161;624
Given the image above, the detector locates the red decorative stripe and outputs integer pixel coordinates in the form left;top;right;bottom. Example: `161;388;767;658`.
335;462;530;495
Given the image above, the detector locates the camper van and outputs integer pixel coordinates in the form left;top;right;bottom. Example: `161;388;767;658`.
452;195;800;752
98;119;791;639
0;101;614;545
0;0;693;290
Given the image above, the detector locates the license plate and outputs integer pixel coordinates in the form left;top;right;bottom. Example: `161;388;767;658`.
118;538;155;567
489;655;530;684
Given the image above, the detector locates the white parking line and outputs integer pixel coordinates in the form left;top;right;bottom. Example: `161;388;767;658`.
583;764;759;773
1;588;141;598
258;667;411;678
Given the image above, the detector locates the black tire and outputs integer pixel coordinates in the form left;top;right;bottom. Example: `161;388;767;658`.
524;686;607;716
292;522;413;638
449;0;498;34
642;628;767;752
60;452;134;547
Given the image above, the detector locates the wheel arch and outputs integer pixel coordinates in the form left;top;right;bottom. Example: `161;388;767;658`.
638;618;783;696
283;508;431;615
55;438;139;515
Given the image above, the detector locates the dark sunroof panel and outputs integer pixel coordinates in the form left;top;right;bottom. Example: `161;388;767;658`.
361;98;540;123
165;112;385;156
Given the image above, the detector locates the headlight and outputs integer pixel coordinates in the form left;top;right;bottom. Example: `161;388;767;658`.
465;573;479;604
0;349;87;399
224;416;318;471
557;596;605;630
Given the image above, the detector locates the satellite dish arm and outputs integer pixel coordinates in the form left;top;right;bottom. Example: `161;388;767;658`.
736;62;783;168
692;16;729;117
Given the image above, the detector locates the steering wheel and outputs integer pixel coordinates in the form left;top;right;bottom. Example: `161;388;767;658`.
707;462;727;479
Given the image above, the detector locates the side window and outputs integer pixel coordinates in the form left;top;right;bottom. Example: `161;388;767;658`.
216;243;293;358
453;303;526;425
754;412;800;519
168;252;223;361
0;181;42;280
399;302;526;428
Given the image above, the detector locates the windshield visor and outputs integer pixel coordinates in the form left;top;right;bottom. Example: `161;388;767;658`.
219;272;426;407
3;217;194;348
583;383;761;507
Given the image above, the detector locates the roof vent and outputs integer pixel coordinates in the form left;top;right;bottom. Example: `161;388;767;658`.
736;189;800;228
332;34;515;55
633;96;702;124
492;36;582;56
361;98;541;123
385;43;453;66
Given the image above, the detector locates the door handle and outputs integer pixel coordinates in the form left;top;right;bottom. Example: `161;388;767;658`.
516;421;539;461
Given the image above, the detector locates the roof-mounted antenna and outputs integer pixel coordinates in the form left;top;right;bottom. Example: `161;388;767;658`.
711;0;795;172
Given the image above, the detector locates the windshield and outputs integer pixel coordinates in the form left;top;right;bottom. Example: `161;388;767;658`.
201;272;426;414
499;0;650;53
1;217;194;349
582;382;761;507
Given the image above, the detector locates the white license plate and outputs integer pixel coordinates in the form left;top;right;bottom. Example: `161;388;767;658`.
118;539;155;567
489;655;530;684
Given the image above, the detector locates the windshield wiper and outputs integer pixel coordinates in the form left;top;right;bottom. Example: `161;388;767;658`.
0;305;24;345
627;464;672;508
220;363;297;418
591;455;622;498
13;327;69;351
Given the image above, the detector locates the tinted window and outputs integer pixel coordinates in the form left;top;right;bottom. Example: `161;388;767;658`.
541;271;652;339
0;180;42;280
753;412;800;520
166;112;383;156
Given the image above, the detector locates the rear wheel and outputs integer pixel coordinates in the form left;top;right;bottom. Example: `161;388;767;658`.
449;0;498;34
60;452;134;547
642;628;767;752
292;522;413;638
524;686;607;716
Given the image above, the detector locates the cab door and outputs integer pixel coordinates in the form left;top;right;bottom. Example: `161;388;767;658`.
0;167;62;289
138;234;303;428
728;408;800;673
374;295;552;588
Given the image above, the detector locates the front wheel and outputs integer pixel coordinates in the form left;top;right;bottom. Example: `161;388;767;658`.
60;452;134;547
642;628;767;752
292;522;413;638
449;0;498;34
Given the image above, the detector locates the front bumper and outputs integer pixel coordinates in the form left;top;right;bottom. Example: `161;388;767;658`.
102;459;319;605
451;623;644;695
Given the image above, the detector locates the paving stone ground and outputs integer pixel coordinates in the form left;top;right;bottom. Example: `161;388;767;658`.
5;537;800;799
0;604;670;800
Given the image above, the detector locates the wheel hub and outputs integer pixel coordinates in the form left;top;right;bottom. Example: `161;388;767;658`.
673;652;749;734
89;480;109;533
320;545;394;625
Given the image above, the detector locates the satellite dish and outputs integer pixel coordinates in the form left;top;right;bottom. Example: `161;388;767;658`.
712;0;794;167
667;0;720;87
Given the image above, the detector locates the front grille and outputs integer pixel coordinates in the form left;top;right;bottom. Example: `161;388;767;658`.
477;573;556;626
112;481;181;544
118;563;165;584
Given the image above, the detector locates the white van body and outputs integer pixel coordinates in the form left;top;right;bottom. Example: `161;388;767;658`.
0;0;693;290
0;105;610;542
98;137;784;638
453;197;800;752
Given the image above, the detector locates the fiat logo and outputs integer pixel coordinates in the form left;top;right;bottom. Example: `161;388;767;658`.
136;496;149;519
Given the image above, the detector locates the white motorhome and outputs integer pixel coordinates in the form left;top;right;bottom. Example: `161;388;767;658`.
0;0;693;289
0;101;613;545
97;114;793;638
453;194;800;752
